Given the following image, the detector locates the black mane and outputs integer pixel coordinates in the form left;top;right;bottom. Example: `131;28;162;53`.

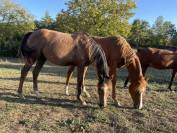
89;38;109;83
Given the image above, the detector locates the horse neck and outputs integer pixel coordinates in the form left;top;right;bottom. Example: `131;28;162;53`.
127;56;143;83
90;44;109;82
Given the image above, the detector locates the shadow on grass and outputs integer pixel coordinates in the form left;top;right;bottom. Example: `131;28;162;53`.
0;91;135;110
0;92;99;109
155;89;177;92
0;77;96;88
0;63;99;80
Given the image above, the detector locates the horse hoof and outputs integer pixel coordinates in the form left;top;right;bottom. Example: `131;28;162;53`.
82;101;87;106
35;91;41;98
114;100;121;107
123;87;128;89
18;93;25;99
65;92;70;96
171;90;175;93
65;85;70;96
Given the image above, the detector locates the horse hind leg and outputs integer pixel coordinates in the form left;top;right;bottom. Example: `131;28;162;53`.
168;69;177;91
83;86;90;98
109;66;121;107
17;60;34;98
32;55;46;98
65;66;75;96
76;65;87;106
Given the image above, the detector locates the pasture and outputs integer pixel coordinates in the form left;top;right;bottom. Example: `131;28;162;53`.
0;58;177;133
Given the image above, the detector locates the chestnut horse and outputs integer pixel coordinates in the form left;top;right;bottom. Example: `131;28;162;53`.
124;47;177;91
65;36;147;109
18;29;112;107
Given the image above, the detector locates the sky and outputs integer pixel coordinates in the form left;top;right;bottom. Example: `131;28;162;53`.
15;0;177;27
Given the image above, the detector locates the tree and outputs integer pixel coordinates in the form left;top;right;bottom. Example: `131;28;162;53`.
171;32;177;46
55;0;136;37
152;16;176;46
0;0;35;56
128;19;152;47
35;11;56;29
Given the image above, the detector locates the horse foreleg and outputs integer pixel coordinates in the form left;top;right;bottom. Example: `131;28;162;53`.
32;57;46;98
17;63;33;98
77;66;87;106
168;69;177;91
65;66;75;96
109;66;121;107
82;67;90;97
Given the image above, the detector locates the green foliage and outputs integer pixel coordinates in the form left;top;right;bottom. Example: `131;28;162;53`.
128;19;153;47
1;0;177;57
55;0;136;37
152;16;177;46
35;11;56;30
171;32;177;46
0;0;35;56
129;16;177;47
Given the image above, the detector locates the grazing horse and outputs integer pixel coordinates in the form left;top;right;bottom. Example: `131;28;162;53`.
124;47;177;91
18;29;112;107
65;36;147;109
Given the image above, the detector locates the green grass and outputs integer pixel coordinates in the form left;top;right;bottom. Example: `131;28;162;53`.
0;58;177;133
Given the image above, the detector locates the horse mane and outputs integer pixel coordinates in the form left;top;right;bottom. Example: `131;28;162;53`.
71;32;109;80
117;36;144;78
89;37;109;81
116;36;136;67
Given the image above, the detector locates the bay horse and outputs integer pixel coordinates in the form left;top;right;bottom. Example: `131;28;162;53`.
124;47;177;91
64;36;148;109
18;29;112;107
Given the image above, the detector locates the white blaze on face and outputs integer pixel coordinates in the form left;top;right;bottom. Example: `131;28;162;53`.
103;84;108;107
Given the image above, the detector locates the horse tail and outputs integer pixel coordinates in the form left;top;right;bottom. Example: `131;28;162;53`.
20;32;33;58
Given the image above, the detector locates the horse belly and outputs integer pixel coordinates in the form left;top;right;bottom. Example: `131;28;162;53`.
43;45;77;66
151;60;173;69
47;55;76;66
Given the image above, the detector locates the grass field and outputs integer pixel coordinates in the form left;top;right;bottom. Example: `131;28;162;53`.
0;58;177;133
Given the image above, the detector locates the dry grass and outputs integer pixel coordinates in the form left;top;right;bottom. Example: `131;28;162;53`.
0;58;177;133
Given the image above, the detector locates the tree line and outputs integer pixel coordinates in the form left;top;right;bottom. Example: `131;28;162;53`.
0;0;177;57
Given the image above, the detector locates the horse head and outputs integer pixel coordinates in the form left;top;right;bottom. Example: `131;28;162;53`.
129;76;148;109
97;76;112;107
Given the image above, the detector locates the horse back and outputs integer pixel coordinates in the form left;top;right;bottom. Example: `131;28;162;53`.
93;36;134;67
27;29;90;66
138;47;177;69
